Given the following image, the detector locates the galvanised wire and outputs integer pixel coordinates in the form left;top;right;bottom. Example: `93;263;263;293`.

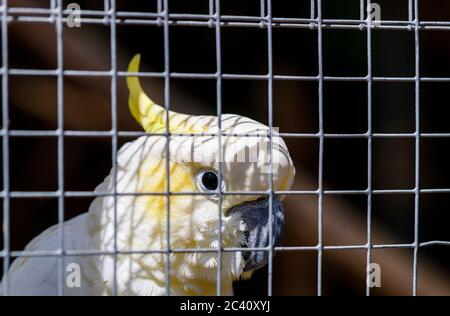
412;0;421;297
214;0;224;296
316;0;324;296
54;0;64;296
0;0;448;297
266;0;274;296
162;0;171;296
1;0;9;298
365;0;373;296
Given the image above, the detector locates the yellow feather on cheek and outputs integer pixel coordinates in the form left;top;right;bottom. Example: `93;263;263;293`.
136;156;203;219
130;155;243;250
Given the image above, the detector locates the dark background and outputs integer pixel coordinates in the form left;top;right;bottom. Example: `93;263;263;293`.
0;0;449;295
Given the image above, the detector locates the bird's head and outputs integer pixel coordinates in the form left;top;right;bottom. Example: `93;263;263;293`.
90;55;295;293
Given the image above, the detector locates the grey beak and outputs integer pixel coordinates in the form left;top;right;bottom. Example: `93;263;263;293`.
226;195;284;272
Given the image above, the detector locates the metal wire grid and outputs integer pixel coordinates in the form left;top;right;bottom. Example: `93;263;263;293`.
0;0;449;296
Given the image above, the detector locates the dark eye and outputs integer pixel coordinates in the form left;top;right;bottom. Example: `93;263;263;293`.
196;170;224;193
202;172;218;190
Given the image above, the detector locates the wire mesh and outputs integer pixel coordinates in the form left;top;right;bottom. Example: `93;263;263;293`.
0;0;449;296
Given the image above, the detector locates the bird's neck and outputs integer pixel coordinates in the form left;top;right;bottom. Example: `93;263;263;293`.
87;195;237;296
93;252;235;295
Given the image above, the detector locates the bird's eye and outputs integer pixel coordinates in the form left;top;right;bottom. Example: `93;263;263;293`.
196;170;225;193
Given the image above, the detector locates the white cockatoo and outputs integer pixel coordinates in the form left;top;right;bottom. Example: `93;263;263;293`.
0;55;295;296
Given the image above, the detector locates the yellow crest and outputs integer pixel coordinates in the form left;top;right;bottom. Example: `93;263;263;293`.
127;54;207;133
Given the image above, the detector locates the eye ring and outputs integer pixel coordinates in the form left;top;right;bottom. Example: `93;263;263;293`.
196;169;226;196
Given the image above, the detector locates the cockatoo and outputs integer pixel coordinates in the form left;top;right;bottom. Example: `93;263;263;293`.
0;55;295;296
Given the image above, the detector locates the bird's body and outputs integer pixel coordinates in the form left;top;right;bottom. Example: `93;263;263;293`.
1;55;295;295
3;168;237;296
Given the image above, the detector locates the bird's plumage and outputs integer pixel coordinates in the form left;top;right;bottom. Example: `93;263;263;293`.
0;54;295;296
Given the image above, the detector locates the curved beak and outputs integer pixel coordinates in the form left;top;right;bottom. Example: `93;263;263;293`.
226;195;284;272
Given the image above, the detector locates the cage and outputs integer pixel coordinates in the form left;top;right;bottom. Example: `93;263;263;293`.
0;0;449;296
